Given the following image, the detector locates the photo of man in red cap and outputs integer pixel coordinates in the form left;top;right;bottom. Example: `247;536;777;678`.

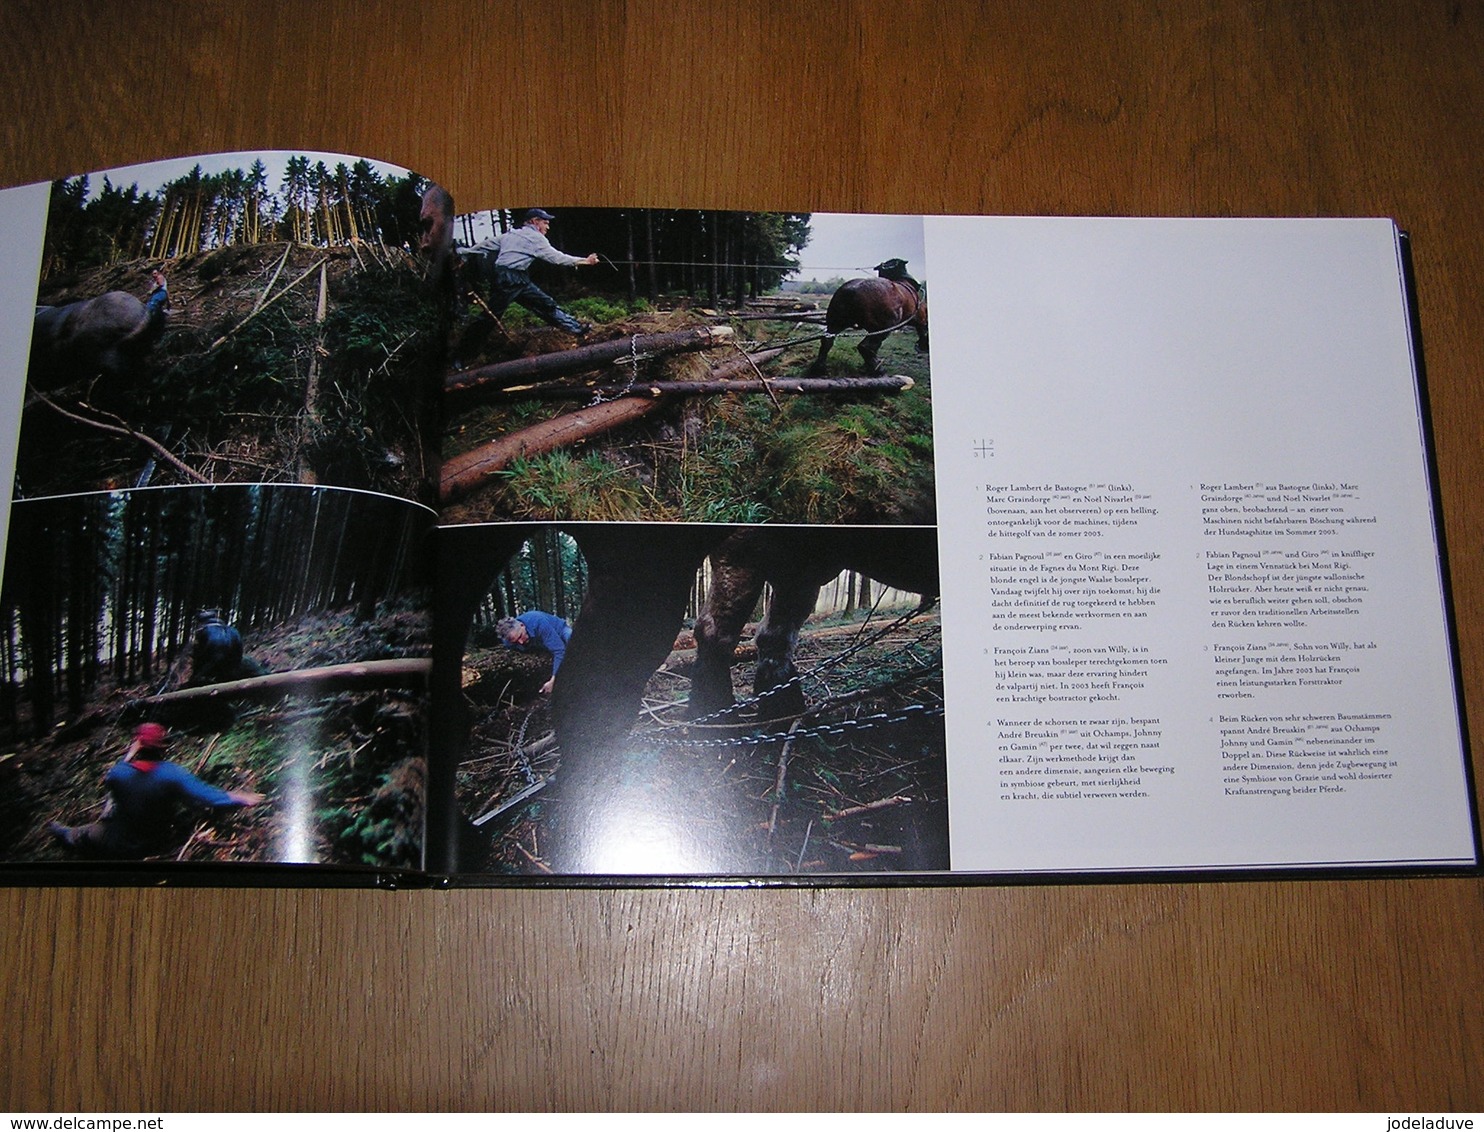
48;722;263;858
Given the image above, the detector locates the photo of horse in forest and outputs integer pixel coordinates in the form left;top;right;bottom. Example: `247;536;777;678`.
437;522;948;876
0;485;433;870
18;152;447;507
434;206;936;527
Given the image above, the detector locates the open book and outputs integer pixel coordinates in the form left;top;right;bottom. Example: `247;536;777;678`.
0;151;1474;884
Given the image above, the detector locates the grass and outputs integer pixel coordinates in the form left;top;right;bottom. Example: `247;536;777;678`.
497;451;660;521
442;300;938;524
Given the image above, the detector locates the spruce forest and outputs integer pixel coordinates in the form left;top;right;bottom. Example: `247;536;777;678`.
24;157;443;504
0;486;432;868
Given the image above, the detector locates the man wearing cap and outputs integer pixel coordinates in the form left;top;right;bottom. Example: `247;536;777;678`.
48;723;263;858
465;208;599;336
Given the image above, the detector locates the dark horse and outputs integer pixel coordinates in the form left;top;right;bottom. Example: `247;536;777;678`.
809;258;929;375
688;526;940;722
430;524;940;872
29;270;169;394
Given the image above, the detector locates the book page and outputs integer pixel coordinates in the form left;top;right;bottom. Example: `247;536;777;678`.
926;217;1476;871
0;180;47;552
430;207;947;876
0;156;439;875
2;181;1470;880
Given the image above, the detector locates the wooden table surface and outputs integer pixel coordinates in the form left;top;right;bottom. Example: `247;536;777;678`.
3;0;1483;1112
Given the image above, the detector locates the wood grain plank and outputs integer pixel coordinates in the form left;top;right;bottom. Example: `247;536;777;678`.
1;0;1482;1112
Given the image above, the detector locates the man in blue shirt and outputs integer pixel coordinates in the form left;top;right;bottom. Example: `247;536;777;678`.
496;610;572;695
48;722;263;858
464;208;599;335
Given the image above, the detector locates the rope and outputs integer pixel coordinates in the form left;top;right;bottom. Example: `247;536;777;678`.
460;249;880;276
598;258;876;274
735;309;923;356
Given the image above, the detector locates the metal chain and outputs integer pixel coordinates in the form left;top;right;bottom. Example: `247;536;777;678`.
584;334;645;407
663;648;944;748
512;706;539;786
647;702;945;751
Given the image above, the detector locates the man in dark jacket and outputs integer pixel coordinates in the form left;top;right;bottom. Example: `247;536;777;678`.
188;608;243;686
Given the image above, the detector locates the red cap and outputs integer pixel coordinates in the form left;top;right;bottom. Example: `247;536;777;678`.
133;722;168;749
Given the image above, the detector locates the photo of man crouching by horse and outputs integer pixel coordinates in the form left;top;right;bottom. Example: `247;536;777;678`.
438;522;948;878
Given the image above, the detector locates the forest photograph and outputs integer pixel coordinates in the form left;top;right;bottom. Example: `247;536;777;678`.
0;484;433;870
435;207;936;527
19;151;446;506
446;523;949;876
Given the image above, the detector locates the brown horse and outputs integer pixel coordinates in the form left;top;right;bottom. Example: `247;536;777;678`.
809;258;928;375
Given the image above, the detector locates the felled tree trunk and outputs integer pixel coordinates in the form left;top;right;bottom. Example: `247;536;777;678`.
525;373;913;398
440;397;663;503
490;346;793;401
141;658;432;706
297;262;329;484
728;310;826;322
439;346;795;503
445;325;735;400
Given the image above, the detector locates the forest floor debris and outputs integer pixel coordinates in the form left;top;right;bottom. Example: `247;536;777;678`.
439;301;936;526
459;605;946;875
0;601;430;868
21;243;442;504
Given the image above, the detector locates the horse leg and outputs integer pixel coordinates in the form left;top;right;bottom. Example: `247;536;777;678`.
753;577;823;722
808;334;835;376
547;526;719;868
429;524;531;871
857;331;887;374
689;558;766;719
553;528;713;754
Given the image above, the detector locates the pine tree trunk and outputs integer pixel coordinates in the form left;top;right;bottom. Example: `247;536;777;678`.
297;263;330;484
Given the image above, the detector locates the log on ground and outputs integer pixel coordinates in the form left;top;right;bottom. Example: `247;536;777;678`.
440;396;666;503
142;658;433;706
439;344;799;502
612;373;912;397
492;345;792;401
445;325;735;400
